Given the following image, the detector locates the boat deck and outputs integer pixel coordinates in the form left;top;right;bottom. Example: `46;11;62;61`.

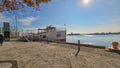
0;41;120;68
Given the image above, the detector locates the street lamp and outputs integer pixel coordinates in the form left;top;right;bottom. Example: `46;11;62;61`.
15;16;18;38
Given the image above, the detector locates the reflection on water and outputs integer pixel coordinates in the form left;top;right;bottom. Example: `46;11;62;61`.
83;35;94;37
67;34;120;47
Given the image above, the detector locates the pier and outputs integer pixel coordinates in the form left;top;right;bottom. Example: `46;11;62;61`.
0;41;120;68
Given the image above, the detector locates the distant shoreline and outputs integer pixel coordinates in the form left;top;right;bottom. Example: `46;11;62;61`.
67;33;120;35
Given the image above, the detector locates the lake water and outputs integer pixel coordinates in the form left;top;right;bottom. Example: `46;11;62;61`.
66;34;120;47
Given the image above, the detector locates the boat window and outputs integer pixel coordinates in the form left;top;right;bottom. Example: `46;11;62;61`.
56;34;61;37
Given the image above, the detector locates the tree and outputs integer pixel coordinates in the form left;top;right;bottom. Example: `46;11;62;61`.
0;0;51;12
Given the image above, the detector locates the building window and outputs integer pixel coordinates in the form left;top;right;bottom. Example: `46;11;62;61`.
56;34;61;37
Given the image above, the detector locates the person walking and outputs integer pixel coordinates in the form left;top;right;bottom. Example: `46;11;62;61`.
0;34;4;46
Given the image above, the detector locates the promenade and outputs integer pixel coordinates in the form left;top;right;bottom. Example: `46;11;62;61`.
0;41;120;68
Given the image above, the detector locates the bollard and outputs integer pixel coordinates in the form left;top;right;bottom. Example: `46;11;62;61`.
47;38;49;44
75;40;80;57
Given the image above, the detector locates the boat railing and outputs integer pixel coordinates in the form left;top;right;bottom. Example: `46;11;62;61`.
56;28;66;31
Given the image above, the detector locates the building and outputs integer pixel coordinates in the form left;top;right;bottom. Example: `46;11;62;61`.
3;22;10;41
0;27;4;35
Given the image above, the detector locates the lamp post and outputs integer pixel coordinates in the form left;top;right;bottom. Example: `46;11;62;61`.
15;16;18;38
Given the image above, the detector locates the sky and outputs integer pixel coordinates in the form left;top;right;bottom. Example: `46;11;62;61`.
0;0;120;34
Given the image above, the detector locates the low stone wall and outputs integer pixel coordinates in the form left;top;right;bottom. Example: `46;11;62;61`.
54;41;106;49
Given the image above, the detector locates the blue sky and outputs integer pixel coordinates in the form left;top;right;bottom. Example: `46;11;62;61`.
0;0;120;33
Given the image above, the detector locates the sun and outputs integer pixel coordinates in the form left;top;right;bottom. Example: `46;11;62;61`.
83;0;90;5
78;0;91;7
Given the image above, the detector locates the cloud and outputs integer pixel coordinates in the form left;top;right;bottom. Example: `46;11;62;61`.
0;13;13;23
19;16;37;25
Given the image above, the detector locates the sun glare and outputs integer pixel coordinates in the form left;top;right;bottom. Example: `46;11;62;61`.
83;0;90;5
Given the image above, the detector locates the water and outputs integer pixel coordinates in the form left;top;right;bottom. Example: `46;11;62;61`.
66;34;120;47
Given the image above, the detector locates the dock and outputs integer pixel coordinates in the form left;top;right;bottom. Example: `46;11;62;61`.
0;41;120;68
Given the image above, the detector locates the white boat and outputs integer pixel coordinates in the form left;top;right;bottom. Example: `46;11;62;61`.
20;25;66;42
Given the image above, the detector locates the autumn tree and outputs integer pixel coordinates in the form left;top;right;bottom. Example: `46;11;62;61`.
0;0;51;12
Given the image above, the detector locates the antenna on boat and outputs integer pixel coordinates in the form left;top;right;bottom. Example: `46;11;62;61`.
64;24;66;30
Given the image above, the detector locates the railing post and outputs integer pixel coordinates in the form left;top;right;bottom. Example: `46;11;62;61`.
75;40;80;57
